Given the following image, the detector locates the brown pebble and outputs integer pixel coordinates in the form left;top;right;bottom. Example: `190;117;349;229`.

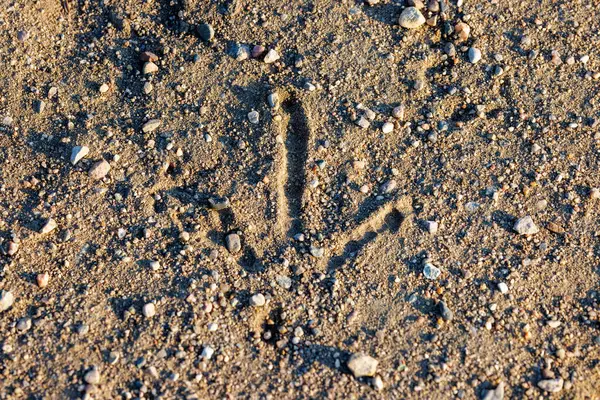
89;159;111;180
142;62;159;74
7;241;19;256
37;273;50;288
139;51;159;62
547;222;565;234
251;45;265;58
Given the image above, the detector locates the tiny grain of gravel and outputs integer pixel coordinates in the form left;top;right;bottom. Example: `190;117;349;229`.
0;0;600;399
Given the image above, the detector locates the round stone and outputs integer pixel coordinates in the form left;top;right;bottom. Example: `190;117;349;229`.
197;23;214;42
84;367;101;385
382;122;394;134
249;293;266;307
468;47;482;64
142;303;156;318
399;7;426;29
248;110;259;124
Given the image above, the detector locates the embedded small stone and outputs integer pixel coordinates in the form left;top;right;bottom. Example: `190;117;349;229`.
142;303;156;318
468;47;482;64
267;92;280;109
70;145;89;165
142;119;161;133
208;196;230;211
142;62;159;74
16;318;31;331
201;345;215;360
89;160;111;180
263;49;280;64
143;82;153;94
17;30;29;42
34;100;46;114
380;180;397;194
7;241;19;256
392;104;405;120
372;376;384;391
40;218;58;234
423;262;441;280
250;293;266;307
547;222;565;234
276;275;292;289
149;261;161;271
139;51;159;62
37;273;50;288
482;382;505;400
355;116;370;129
248;110;259;124
513;216;539;235
455;22;471;41
309;245;325;258
438;301;453;321
547;320;561;328
537;378;563;393
347;353;378;378
84;367;101;385
197;23;214;42
399;7;426;29
225;233;241;253
230;43;251;61
0;290;14;312
251;45;265;58
424;220;438;234
99;83;109;93
381;122;394;133
497;282;509;294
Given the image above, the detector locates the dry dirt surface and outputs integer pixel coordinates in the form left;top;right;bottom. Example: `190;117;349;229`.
1;0;600;399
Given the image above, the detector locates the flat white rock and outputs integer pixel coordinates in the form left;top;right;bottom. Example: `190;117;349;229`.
347;353;378;377
70;145;89;165
513;216;539;235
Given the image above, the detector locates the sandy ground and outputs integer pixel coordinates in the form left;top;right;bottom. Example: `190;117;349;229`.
0;0;600;398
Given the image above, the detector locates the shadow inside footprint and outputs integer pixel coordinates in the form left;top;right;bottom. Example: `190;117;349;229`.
281;97;310;238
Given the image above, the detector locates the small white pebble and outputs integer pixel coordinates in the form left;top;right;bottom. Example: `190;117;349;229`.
248;110;259;124
201;345;215;360
142;303;156;318
381;122;394;134
207;322;218;331
250;293;266;307
497;282;509;294
372;376;384;391
149;260;160;271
